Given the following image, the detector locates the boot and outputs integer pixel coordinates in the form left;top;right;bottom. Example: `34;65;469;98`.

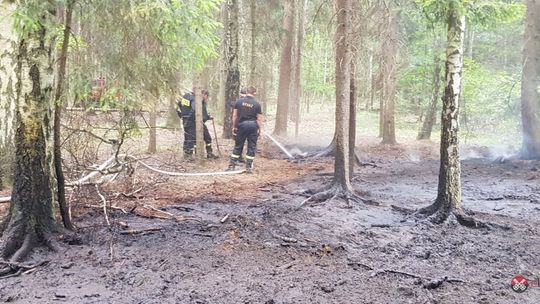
226;159;237;171
206;146;219;159
184;149;194;161
245;160;253;174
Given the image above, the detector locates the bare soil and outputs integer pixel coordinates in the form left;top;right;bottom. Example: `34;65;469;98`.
1;133;539;304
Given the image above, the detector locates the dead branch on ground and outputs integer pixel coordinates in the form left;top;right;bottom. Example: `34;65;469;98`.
120;227;162;235
95;185;111;227
0;260;49;279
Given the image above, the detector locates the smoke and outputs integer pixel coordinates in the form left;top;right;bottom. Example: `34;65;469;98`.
289;147;308;157
487;145;516;161
460;147;483;160
407;150;422;163
460;145;517;161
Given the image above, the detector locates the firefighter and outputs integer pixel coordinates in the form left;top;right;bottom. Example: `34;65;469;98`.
227;86;263;173
234;87;248;163
177;90;218;159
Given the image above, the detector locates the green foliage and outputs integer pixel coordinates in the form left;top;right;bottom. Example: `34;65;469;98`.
10;1;51;36
67;0;222;113
413;0;525;27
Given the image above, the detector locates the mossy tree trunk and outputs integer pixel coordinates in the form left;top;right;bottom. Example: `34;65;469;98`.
1;11;59;262
223;0;239;140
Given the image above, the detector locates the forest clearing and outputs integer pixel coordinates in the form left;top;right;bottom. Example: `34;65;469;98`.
1;0;540;303
0;114;538;304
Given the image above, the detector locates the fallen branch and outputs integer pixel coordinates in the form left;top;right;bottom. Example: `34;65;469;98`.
95;185;111;227
120;227;162;235
119;188;143;199
347;259;465;290
272;232;298;243
68;154;125;186
142;205;200;222
0;260;49;279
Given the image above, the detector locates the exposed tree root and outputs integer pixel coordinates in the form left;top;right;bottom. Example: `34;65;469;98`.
298;184;378;209
9;233;35;263
413;202;510;230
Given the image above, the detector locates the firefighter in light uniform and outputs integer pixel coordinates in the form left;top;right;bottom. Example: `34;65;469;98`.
178;90;218;159
227;86;264;173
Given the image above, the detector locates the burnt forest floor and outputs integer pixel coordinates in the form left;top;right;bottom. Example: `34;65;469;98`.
0;135;539;304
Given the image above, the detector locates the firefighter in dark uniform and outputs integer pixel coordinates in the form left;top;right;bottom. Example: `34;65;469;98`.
177;90;218;159
227;86;264;173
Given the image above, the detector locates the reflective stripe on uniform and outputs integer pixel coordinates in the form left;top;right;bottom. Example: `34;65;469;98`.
245;155;255;160
231;154;240;159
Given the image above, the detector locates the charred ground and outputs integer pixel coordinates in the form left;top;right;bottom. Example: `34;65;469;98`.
0;135;539;304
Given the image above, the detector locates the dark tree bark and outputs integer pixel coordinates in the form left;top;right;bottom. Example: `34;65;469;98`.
416;0;485;227
520;0;540;159
301;0;371;207
0;14;60;264
349;69;357;177
223;0;239;139
274;0;295;136
417;54;442;140
53;0;74;230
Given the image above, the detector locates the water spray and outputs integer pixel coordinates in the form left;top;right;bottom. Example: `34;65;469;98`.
263;131;294;159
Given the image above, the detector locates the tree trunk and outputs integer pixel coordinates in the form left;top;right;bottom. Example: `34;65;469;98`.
217;1;229;125
520;0;540;159
249;0;256;85
146;86;159;154
0;1;17;149
274;0;295;136
378;55;384;138
334;0;352;189
418;0;470;224
53;0;74;230
147;100;157;154
1;12;59;262
0;1;17;192
166;93;181;128
367;53;374;110
261;65;268;114
417;54;442;140
349;68;357;177
223;0;239;139
380;9;397;145
194;78;205;161
291;0;307;138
